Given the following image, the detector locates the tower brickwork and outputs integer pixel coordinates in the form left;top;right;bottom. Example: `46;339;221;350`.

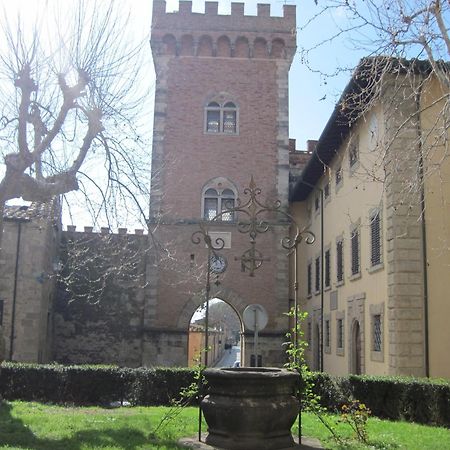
147;0;296;366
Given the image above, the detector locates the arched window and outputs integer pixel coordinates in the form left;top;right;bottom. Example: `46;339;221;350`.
202;181;237;221
205;101;237;134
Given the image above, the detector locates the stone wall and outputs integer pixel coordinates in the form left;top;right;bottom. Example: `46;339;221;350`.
53;229;151;367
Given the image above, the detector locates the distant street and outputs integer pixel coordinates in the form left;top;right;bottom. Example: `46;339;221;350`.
213;345;240;368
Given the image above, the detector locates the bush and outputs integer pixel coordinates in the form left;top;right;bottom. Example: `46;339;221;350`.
309;372;450;426
0;362;195;406
1;362;449;426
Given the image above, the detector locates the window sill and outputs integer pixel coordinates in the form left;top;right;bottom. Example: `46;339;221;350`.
204;131;240;137
336;280;344;287
368;263;384;274
307;294;312;300
335;182;343;194
324;285;331;292
314;290;321;296
324;346;331;354
349;272;361;282
336;348;344;357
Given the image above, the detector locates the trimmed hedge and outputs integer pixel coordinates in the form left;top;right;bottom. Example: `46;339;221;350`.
0;363;449;426
0;363;195;407
309;372;450;427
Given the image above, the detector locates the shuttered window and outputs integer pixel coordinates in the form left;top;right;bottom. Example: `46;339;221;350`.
307;263;312;296
336;239;344;283
337;318;344;349
325;249;331;288
325;320;330;348
315;256;320;293
351;228;360;276
370;211;382;266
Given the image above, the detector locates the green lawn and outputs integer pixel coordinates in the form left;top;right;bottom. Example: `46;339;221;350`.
0;401;449;449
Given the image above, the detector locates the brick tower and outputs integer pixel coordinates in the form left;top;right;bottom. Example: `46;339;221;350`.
147;0;296;366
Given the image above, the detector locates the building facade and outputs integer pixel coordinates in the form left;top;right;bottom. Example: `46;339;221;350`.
147;0;297;367
291;59;450;379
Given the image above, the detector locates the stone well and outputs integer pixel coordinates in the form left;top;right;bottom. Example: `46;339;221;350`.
201;367;300;450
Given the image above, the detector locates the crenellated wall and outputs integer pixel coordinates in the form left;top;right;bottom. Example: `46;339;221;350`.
151;1;296;62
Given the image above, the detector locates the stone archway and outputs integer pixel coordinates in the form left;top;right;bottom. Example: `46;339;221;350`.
180;286;247;367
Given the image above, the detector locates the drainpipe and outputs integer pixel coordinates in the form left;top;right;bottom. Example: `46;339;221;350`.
416;86;430;378
9;221;23;361
320;189;324;372
298;179;324;372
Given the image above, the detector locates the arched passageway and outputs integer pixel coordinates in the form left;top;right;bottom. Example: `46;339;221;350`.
188;297;243;368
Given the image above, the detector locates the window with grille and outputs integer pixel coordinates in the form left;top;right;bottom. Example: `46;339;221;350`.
0;299;3;325
335;166;342;186
307;263;312;296
349;140;359;167
325;320;330;347
206;101;237;134
370;211;382;266
351;227;360;276
373;314;382;351
337;318;343;349
325;249;331;288
315;256;320;293
307;321;312;346
336;239;344;283
203;188;235;221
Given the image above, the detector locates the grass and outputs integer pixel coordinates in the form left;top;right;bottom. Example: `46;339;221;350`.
0;401;449;449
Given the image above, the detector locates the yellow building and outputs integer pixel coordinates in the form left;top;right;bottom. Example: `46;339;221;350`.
290;58;450;378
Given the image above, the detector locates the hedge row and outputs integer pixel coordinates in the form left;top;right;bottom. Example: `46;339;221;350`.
309;372;450;427
0;363;195;406
1;363;449;426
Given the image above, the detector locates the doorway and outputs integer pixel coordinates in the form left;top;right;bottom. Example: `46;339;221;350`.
351;320;362;374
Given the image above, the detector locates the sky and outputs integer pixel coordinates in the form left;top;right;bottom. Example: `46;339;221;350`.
2;0;363;147
1;0;366;225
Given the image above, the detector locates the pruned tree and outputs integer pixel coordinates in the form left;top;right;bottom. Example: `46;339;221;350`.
0;0;152;243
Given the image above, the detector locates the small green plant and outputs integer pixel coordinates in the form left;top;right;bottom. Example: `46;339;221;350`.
149;351;205;437
339;400;371;444
284;306;344;446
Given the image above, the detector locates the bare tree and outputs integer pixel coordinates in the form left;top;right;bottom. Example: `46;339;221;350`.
0;0;152;241
299;1;449;204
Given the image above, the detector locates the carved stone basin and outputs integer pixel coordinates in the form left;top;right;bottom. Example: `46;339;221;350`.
201;367;300;450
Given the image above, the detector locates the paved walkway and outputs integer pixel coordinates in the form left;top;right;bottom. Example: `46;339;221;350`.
179;434;323;449
213;345;240;368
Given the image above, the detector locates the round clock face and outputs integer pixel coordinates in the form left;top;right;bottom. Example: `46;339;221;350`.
210;254;227;273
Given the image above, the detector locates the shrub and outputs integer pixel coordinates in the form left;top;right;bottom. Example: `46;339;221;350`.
0;362;194;406
310;372;450;426
1;362;449;426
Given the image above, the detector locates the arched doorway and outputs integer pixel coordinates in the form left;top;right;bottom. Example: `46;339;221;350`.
351;320;362;375
188;298;243;368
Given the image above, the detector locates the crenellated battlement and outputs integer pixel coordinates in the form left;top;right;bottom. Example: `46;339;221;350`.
151;0;296;61
64;225;147;236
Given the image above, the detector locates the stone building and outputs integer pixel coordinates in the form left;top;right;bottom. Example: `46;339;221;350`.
290;58;450;379
0;202;60;363
1;3;449;380
147;0;297;367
